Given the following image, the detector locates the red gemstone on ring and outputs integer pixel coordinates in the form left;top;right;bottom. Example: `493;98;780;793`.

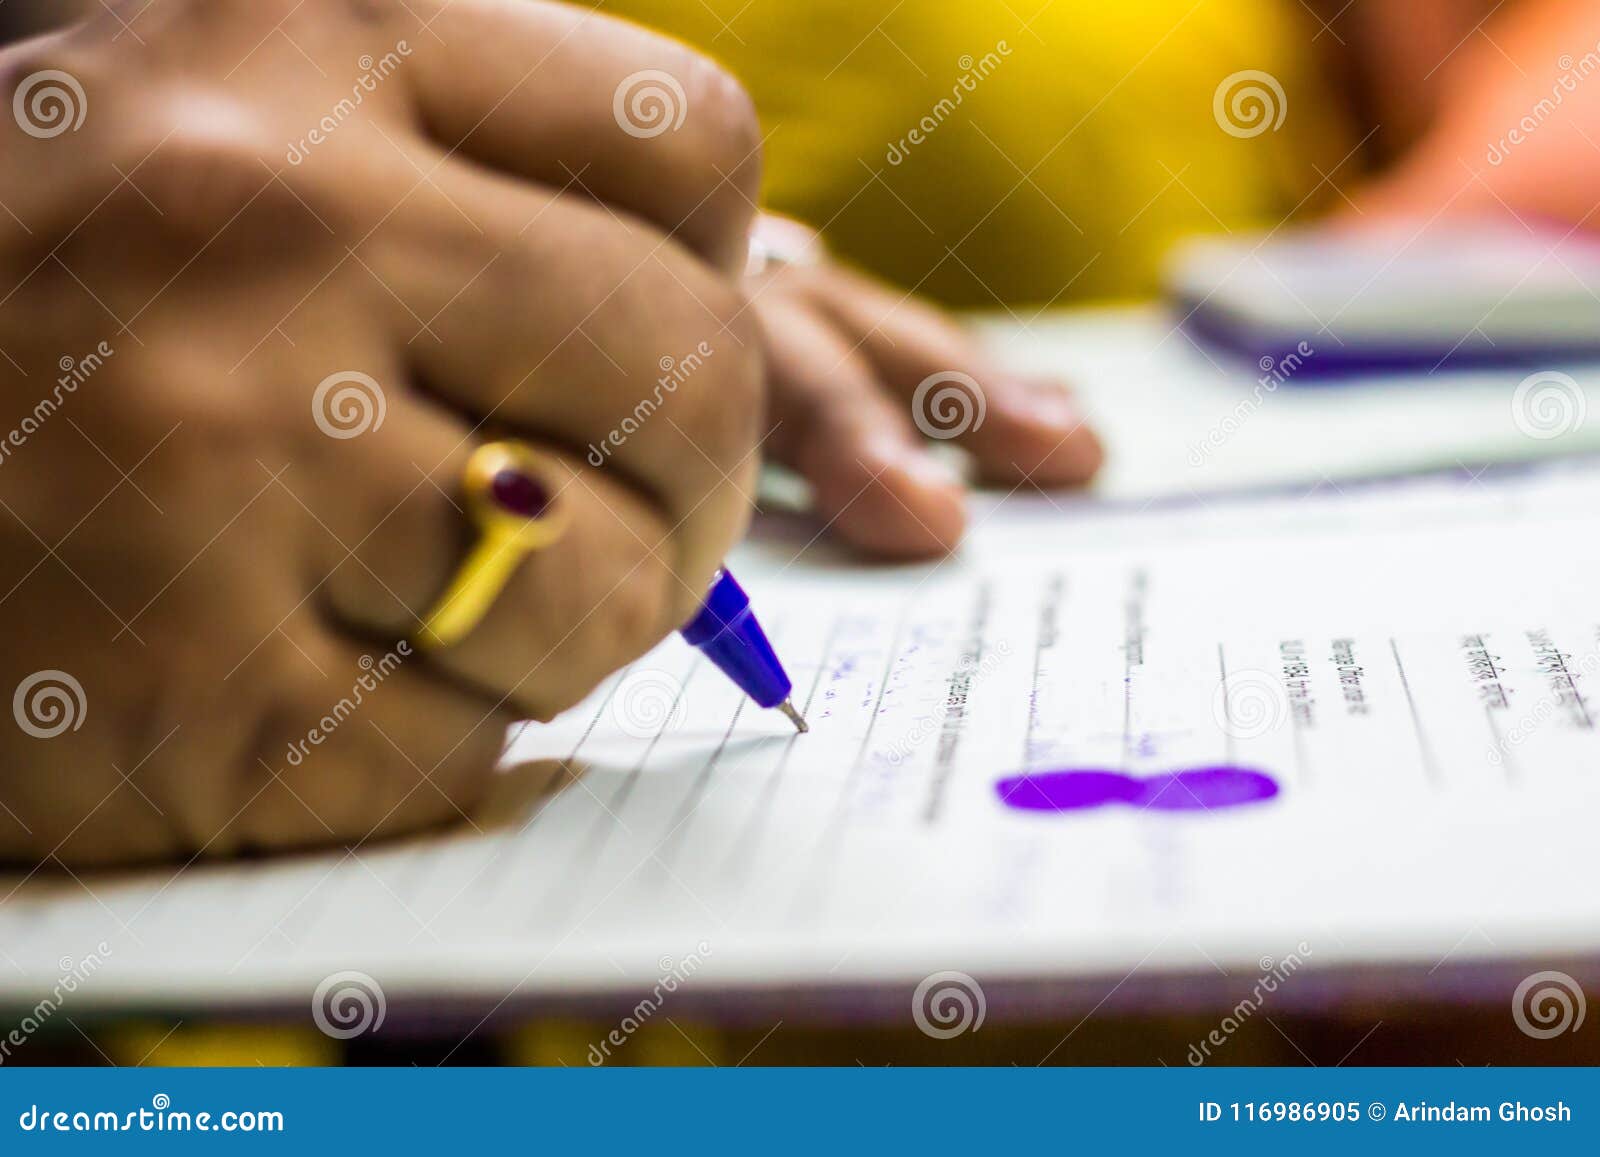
489;467;551;519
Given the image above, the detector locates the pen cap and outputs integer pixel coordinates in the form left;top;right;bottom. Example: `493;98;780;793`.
680;569;793;709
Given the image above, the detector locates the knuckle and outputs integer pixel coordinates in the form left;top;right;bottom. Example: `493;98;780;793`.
110;353;263;458
521;527;675;720
3;44;351;253
592;548;675;667
133;117;373;262
686;71;763;253
679;53;763;196
610;269;761;500
143;106;261;181
621;45;761;257
583;510;673;645
134;111;298;237
688;288;763;469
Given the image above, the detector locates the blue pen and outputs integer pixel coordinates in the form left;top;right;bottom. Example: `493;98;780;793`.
680;569;808;733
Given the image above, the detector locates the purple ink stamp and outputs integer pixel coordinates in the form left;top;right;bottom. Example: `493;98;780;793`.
995;766;1279;813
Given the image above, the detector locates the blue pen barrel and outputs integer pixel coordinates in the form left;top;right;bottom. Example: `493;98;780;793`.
680;569;793;709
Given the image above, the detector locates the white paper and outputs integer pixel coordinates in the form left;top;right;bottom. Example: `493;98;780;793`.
978;307;1600;497
5;461;1600;1010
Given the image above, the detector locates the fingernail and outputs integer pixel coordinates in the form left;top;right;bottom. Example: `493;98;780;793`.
858;434;966;493
1016;386;1081;430
897;449;963;491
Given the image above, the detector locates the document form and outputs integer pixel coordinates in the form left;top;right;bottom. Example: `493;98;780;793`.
3;461;1600;1013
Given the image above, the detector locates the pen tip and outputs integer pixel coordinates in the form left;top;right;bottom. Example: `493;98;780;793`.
778;699;809;734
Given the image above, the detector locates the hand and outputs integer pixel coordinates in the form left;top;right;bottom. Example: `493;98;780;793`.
747;218;1103;559
1351;0;1600;228
0;0;763;865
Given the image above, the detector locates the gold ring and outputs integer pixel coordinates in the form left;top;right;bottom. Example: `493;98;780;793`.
414;441;569;650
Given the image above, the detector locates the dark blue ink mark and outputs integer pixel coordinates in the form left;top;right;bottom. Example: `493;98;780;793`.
995;766;1279;813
